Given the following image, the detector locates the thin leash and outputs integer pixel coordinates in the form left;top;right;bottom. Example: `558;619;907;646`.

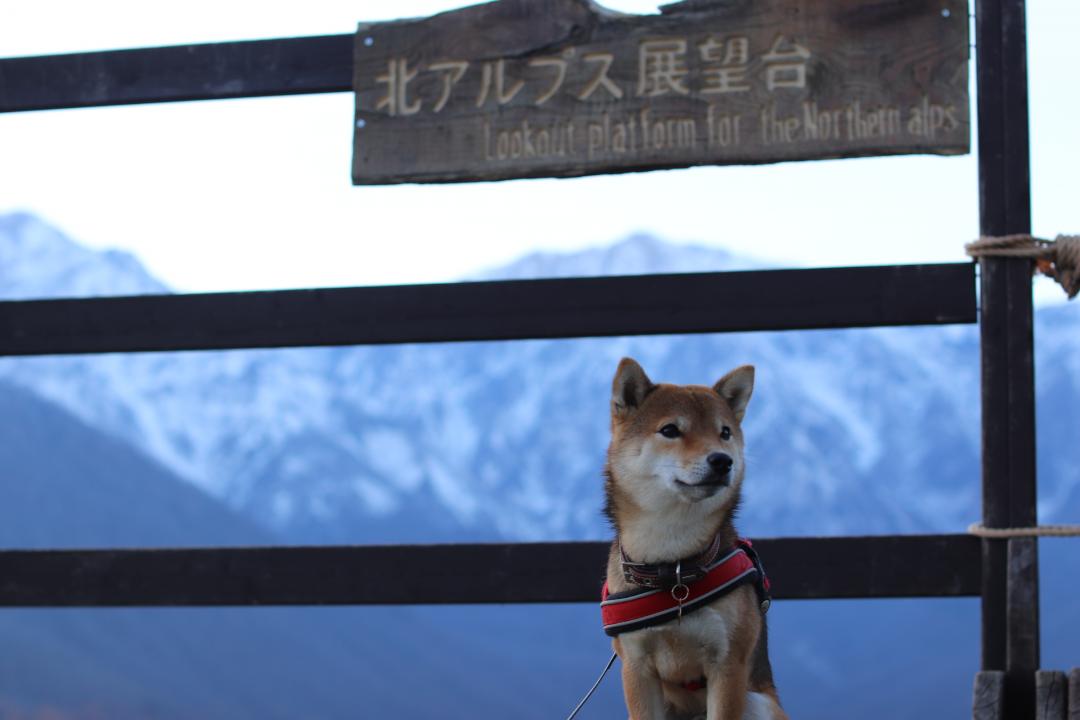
565;651;617;720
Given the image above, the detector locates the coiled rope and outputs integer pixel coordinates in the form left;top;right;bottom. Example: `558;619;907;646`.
965;234;1078;538
965;234;1080;299
968;523;1080;539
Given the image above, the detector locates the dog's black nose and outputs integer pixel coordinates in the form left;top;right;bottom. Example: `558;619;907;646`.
707;452;733;474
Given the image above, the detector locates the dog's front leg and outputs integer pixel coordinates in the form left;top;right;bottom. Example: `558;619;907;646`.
620;659;668;720
704;663;748;720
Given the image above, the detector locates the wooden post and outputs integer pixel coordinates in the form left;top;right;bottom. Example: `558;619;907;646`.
1068;668;1080;720
1008;538;1041;693
975;0;1039;718
1037;671;1067;720
975;671;1006;720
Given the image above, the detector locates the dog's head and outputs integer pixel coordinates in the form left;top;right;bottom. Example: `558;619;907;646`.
604;357;754;520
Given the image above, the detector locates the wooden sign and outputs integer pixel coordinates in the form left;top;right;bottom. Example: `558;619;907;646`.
352;0;969;185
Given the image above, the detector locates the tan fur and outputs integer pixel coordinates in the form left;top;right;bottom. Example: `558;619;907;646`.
604;358;788;720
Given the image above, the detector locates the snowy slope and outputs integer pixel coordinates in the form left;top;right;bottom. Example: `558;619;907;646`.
0;378;569;720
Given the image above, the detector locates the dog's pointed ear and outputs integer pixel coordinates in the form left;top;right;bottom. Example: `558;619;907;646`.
612;357;654;418
714;365;755;422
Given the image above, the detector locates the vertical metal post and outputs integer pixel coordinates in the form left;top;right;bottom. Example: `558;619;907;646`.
975;0;1039;718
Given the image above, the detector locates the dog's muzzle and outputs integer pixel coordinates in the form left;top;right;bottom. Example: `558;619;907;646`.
675;453;734;490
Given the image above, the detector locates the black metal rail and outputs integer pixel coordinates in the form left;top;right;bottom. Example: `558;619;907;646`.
0;535;980;607
0;264;975;356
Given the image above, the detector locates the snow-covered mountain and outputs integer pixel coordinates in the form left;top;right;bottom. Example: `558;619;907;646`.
3;212;1079;720
0;212;166;300
1;212;1077;546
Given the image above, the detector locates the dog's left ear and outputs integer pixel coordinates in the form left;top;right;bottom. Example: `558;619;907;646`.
714;365;755;422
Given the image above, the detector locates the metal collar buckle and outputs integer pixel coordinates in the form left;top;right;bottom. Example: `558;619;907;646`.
670;560;690;623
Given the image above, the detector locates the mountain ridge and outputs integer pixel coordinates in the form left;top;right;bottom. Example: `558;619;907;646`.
0;212;166;300
2;212;1077;545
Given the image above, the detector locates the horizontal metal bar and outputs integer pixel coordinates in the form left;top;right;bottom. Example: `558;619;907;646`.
0;534;981;607
0;35;354;113
0;264;976;356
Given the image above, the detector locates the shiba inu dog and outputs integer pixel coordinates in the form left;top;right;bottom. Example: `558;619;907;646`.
602;358;787;720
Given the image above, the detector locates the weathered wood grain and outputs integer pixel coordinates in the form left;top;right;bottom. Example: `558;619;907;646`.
975;671;1006;720
1037;671;1067;720
352;0;970;183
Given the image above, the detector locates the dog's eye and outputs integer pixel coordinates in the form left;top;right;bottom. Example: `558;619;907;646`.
720;426;732;440
658;424;681;439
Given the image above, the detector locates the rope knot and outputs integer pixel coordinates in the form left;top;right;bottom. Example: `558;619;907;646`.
965;234;1080;299
1052;234;1080;299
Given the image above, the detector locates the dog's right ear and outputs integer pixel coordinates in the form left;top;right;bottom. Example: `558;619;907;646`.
714;365;755;423
612;357;654;418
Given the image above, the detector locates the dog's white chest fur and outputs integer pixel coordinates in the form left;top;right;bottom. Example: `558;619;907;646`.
617;601;734;681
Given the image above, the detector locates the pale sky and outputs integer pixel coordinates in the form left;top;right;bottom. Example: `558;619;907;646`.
0;1;1075;304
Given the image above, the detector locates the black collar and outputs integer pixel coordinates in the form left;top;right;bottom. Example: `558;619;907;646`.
619;532;727;590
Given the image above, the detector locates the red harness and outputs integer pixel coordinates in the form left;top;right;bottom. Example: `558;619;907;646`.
600;540;770;638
